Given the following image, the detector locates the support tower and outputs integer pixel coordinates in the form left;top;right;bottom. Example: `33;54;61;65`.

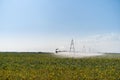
69;39;75;52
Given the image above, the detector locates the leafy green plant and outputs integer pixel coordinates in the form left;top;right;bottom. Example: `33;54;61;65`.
0;52;120;80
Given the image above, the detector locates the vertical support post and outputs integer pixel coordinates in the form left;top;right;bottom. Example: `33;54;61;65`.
69;39;75;53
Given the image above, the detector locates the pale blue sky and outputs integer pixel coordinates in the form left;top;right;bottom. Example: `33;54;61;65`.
0;0;120;52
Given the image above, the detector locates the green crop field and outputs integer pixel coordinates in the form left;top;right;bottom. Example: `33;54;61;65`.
0;52;120;80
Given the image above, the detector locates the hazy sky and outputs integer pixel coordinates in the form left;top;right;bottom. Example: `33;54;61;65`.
0;0;120;52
